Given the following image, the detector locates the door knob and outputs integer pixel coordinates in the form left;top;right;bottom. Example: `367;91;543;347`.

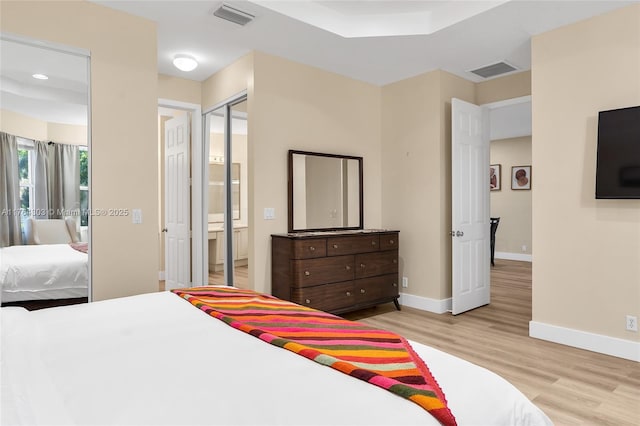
162;228;168;233
456;230;464;237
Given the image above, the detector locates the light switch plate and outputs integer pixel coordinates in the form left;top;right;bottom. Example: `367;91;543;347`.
264;208;275;220
132;209;142;224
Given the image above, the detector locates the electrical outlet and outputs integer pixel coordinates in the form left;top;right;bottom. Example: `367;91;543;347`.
626;315;638;332
521;245;527;252
402;277;408;288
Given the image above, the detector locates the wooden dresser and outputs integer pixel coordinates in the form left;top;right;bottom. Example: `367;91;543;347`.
271;230;400;315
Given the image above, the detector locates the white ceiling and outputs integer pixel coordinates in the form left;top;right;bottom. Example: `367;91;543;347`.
91;0;634;85
1;1;635;126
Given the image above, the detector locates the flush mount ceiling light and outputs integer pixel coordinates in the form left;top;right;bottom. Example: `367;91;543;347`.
32;73;49;80
172;54;198;72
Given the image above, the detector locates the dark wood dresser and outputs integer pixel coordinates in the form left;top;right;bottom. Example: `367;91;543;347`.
271;230;400;315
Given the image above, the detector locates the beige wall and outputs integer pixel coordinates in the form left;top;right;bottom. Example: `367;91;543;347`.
532;4;640;341
476;71;531;105
0;109;87;145
158;74;201;105
202;53;254;111
490;136;532;255
251;51;382;294
2;1;159;301
381;70;474;300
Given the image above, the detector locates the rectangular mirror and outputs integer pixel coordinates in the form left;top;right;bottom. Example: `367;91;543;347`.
288;150;363;232
208;162;240;222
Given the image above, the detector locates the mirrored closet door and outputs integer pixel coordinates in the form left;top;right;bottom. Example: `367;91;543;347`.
204;94;248;288
0;34;91;309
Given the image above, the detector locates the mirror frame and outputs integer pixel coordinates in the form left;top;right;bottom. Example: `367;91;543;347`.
288;149;363;233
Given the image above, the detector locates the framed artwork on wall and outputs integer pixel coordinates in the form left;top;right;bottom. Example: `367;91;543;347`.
511;165;531;190
490;164;501;191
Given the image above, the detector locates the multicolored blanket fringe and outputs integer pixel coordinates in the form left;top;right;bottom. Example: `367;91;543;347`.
172;286;456;426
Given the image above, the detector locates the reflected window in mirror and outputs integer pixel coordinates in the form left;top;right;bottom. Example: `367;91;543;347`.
288;150;363;232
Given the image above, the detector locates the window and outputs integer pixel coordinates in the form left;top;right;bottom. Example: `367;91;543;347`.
17;138;35;220
79;146;88;226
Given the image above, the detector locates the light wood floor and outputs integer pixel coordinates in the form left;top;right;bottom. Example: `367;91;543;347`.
208;265;249;288
343;260;640;426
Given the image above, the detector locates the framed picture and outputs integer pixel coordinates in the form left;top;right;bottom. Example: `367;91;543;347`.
490;164;501;191
511;165;531;190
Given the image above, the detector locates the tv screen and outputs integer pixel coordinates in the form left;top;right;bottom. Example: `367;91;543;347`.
595;105;640;199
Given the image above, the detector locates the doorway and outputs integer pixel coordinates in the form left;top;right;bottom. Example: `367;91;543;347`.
158;99;203;290
451;95;532;315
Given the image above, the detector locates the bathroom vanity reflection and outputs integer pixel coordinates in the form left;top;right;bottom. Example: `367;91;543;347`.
208;162;240;222
207;162;245;271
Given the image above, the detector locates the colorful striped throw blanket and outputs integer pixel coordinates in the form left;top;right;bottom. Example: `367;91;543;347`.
172;286;456;426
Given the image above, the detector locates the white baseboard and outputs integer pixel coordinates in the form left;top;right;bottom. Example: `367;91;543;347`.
159;271;165;281
495;252;532;262
399;293;451;314
529;321;640;362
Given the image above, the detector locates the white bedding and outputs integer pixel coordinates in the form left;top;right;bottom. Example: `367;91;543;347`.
0;244;88;302
0;291;553;425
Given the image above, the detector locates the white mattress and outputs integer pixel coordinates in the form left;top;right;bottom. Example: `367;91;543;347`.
0;244;88;302
0;291;553;426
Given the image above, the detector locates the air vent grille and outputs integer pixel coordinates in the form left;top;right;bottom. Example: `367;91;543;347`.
212;4;254;26
469;62;518;79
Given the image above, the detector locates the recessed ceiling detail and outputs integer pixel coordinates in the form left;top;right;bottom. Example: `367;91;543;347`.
249;0;510;38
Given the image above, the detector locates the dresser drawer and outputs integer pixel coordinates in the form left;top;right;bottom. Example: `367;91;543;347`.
291;238;327;259
355;251;398;279
327;234;380;256
291;255;355;287
292;281;355;312
379;233;399;251
355;274;399;304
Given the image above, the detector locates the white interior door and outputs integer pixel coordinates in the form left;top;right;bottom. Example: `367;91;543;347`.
165;113;190;290
451;98;490;315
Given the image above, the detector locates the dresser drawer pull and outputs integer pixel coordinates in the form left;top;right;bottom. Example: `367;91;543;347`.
333;244;338;249
305;299;311;304
346;291;351;297
392;282;398;287
393;259;397;264
389;239;395;244
360;263;366;268
309;246;315;251
345;265;351;270
304;271;310;276
360;289;366;294
371;241;376;246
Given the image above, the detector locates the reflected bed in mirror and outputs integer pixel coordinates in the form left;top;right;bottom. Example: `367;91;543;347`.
288;150;363;232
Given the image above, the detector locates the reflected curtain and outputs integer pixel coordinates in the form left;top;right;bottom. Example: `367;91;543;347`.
0;132;22;247
32;140;50;219
47;143;79;219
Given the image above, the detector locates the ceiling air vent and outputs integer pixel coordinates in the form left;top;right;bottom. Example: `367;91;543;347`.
212;4;255;26
469;61;518;79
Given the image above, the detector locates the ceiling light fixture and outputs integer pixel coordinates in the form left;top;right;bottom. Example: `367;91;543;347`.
172;54;198;72
32;73;49;80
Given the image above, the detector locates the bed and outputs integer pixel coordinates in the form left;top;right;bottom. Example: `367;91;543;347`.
0;243;88;303
1;287;552;426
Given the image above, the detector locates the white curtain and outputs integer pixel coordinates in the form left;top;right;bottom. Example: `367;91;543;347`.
47;142;79;219
32;140;50;219
0;132;22;247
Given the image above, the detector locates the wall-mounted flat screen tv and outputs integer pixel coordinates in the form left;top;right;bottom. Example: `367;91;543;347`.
595;105;640;199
